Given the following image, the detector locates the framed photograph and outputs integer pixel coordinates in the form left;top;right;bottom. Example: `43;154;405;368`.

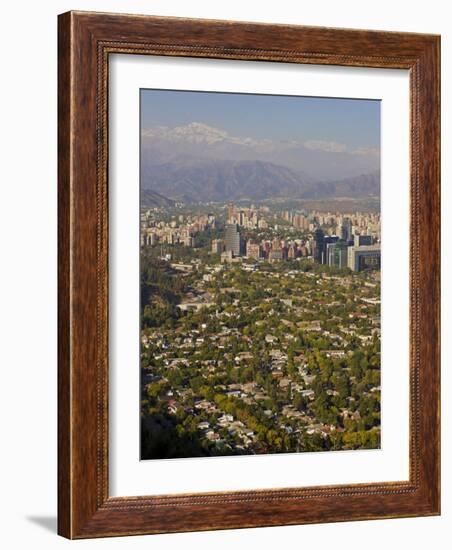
58;11;440;538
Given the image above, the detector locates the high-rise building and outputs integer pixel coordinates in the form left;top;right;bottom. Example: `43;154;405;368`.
225;223;241;257
262;240;271;258
227;204;236;222
354;234;373;247
287;244;298;259
340;218;353;241
326;242;334;266
313;228;325;263
246;241;261;260
294;214;308;230
348;245;381;271
283;210;294;223
326;240;348;268
272;237;281;250
319;235;339;264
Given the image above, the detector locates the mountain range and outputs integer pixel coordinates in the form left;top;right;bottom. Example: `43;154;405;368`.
141;189;177;208
141;122;380;204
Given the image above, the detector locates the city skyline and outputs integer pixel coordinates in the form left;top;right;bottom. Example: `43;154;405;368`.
142;203;381;273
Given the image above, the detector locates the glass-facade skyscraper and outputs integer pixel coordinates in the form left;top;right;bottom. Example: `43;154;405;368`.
225;223;241;256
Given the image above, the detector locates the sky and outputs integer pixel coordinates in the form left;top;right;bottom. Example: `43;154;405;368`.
140;88;380;151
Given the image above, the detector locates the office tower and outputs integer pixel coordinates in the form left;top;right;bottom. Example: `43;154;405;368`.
340;218;353;241
321;235;339;264
314;228;325;263
326;240;348;268
348;245;381;271
354;234;373;247
326;242;336;266
283;210;294;223
227;204;236;222
225;223;241;256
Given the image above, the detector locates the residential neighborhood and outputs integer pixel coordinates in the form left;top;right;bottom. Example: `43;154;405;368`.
140;202;381;459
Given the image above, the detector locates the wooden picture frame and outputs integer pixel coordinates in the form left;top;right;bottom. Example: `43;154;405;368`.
58;11;440;539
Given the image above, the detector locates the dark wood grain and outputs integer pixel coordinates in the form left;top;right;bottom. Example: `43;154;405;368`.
58;11;440;539
57;10;72;539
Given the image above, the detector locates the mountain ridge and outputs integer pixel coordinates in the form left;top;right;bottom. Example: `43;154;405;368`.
141;157;379;204
141;121;380;181
141;189;177;208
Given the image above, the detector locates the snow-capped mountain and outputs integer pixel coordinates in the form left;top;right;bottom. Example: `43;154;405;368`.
140;122;380;202
141;122;379;181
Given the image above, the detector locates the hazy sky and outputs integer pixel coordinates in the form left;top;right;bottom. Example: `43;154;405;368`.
141;89;380;150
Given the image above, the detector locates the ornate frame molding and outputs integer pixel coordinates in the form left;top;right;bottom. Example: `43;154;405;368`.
58;11;440;538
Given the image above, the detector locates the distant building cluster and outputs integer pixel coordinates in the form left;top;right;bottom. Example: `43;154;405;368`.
141;203;381;273
281;209;381;242
310;228;381;271
226;204;269;230
218;207;381;272
140;211;216;247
